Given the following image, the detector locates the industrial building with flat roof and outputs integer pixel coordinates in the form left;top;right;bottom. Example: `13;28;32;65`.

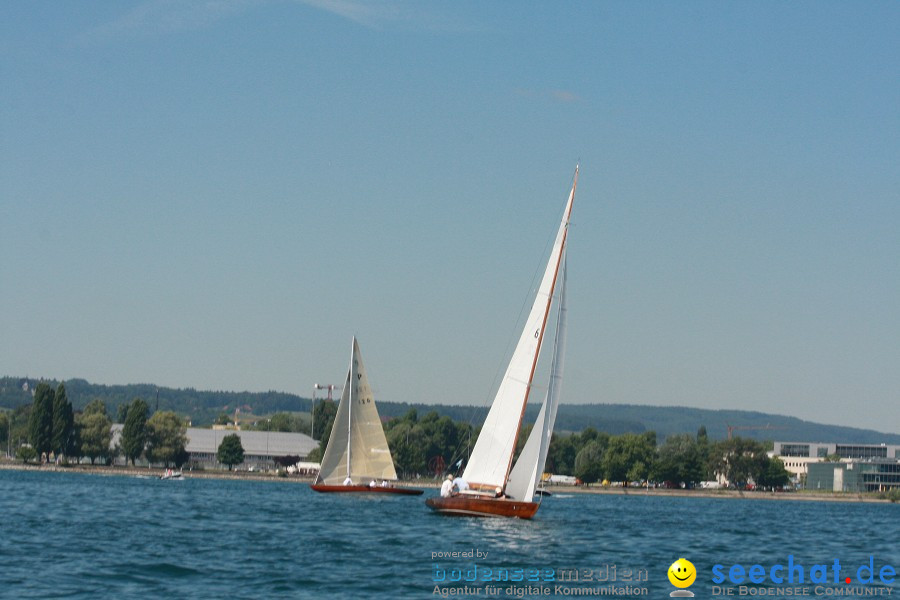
111;424;318;471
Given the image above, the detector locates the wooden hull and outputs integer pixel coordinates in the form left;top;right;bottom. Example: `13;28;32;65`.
310;484;424;496
425;496;539;519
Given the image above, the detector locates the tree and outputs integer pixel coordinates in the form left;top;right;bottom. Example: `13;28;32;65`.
696;425;712;480
8;405;31;457
268;412;295;432
574;440;604;484
77;411;113;465
313;399;337;443
380;408;480;479
602;433;656;485
757;457;791;490
248;412;310;433
627;461;649;484
16;446;37;463
28;383;54;459
145;411;188;468
83;399;108;416
653;434;705;487
546;433;578;475
121;398;149;466
51;383;75;458
0;412;8;455
217;433;244;470
385;420;428;478
709;437;769;488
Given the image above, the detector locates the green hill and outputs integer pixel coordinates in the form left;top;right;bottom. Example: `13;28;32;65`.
2;376;897;444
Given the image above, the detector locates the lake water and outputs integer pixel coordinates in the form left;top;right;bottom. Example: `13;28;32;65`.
1;470;897;599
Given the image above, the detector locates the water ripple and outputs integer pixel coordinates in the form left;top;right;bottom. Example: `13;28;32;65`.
1;470;897;599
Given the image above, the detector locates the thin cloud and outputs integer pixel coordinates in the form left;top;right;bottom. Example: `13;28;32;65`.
81;0;476;43
80;0;264;43
296;0;402;28
295;0;480;32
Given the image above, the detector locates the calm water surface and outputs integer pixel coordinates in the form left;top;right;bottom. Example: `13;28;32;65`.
1;470;897;599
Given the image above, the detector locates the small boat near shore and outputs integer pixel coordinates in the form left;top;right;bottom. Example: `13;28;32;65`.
311;337;423;496
160;469;182;480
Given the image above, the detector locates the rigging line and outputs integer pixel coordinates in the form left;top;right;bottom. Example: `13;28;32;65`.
463;183;574;436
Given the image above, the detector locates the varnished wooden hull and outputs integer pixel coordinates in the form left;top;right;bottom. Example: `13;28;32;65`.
310;484;424;495
425;496;540;519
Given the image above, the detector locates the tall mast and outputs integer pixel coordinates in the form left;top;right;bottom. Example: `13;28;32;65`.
347;337;354;480
502;166;577;491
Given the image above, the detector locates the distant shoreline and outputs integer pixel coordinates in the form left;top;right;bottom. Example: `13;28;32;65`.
2;461;895;504
548;483;896;504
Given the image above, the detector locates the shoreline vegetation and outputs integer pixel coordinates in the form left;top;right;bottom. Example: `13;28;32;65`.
3;460;895;505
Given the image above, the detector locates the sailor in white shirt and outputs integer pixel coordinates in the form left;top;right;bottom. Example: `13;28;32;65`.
440;474;454;497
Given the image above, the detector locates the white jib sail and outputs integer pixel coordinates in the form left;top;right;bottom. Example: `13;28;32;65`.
463;172;576;491
506;258;568;502
316;337;398;484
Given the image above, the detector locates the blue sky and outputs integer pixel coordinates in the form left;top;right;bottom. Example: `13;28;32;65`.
2;2;898;435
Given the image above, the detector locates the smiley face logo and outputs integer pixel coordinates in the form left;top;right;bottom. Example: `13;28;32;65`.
668;558;696;588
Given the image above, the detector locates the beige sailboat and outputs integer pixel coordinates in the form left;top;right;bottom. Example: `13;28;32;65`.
311;337;423;495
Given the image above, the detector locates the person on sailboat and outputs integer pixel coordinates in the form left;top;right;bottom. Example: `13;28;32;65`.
452;477;469;494
440;474;454;497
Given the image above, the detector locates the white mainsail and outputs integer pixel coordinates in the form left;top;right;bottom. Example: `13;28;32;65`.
505;258;568;502
462;170;576;492
316;337;398;485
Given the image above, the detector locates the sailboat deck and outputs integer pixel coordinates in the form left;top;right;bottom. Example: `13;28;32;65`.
311;484;424;495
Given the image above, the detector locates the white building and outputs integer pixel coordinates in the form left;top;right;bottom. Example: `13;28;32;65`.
772;441;900;482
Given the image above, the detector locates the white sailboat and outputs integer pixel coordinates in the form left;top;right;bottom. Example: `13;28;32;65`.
311;337;423;495
426;167;576;518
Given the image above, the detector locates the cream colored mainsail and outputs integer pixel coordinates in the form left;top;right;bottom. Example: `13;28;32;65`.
462;168;576;492
316;337;398;485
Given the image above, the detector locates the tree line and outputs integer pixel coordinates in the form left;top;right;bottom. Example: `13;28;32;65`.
308;403;791;488
6;383;189;468
6;387;790;488
5;385;264;472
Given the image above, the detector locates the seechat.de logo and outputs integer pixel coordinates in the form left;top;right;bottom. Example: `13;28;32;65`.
711;555;896;586
668;558;696;597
